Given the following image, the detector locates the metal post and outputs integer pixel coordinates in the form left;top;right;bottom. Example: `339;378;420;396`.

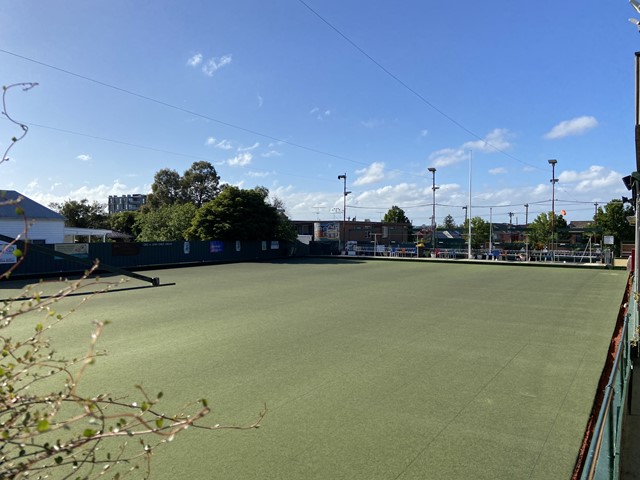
548;159;558;261
468;150;472;259
428;167;437;249
337;174;350;254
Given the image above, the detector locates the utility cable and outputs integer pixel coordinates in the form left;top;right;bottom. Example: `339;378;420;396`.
297;0;543;171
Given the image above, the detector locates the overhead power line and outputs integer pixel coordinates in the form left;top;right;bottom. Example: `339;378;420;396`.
0;48;370;168
297;0;543;171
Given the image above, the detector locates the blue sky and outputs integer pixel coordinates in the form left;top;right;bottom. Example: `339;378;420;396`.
0;0;638;226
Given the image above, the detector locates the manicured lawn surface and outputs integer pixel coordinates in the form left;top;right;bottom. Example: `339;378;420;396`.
1;259;629;479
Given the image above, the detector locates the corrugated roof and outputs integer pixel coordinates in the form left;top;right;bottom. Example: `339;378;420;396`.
0;190;65;220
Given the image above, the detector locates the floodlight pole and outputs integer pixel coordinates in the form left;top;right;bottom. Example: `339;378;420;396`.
467;150;472;259
337;174;350;253
548;159;558;261
428;167;437;249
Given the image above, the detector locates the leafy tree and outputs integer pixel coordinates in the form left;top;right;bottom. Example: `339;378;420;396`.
463;217;490;249
593;199;634;254
108;210;140;238
383;205;411;224
137;203;197;241
49;199;108;229
147;162;221;209
527;212;569;249
182;161;221;207
440;214;456;230
147;168;183;209
188;186;282;241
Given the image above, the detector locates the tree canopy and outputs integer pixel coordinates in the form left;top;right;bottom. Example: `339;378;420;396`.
49;199;108;229
463;217;490;249
383;205;411;224
136;203;197;241
147;161;220;209
592;199;634;254
440;214;456;230
188;186;283;241
527;212;569;248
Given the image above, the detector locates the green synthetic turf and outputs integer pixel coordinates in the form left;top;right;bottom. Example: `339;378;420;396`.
1;259;628;479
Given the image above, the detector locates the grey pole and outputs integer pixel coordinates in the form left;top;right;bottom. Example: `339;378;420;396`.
428;167;436;249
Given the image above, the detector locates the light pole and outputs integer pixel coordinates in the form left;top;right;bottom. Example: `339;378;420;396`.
337;174;350;253
548;159;558;259
428;167;437;249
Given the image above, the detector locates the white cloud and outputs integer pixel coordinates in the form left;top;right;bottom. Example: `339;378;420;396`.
187;53;203;67
463;128;511;153
247;170;270;177
261;150;281;158
353;162;386;186
257;94;264;108
489;167;507;175
216;139;233;150
238;142;260;152
544;116;598;140
558;165;621;192
227;152;252;167
420;129;429;137
310;107;331;121
429;128;512;168
77;154;92;162
27;180;141;207
205;137;216;146
203;55;232;76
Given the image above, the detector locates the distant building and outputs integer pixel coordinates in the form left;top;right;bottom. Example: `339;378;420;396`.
0;190;65;244
108;194;147;214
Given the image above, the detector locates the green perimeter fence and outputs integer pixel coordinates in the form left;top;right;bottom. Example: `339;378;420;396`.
0;238;306;278
577;272;637;480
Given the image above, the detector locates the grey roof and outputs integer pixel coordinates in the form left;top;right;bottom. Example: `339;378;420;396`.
0;190;65;220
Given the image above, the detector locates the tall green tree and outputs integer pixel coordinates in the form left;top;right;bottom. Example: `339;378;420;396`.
147;162;221;209
136;203;197;241
383;205;411;224
108;210;140;238
182;161;221;207
49;199;108;229
440;214;456;230
188;186;282;241
527;212;569;249
463;217;490;249
147;168;183;209
592;199;634;254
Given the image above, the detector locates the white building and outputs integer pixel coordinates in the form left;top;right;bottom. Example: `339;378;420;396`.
0;190;65;244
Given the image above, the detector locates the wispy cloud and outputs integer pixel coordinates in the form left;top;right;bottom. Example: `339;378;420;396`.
205;137;233;150
544;116;598;140
227;152;252;167
77;154;92;162
489;167;507;175
187;52;232;76
202;55;232;76
261;150;281;158
216;139;233;150
238;142;260;152
429;128;512;168
310;107;331;121
353;162;386;186
248;170;270;177
361;118;384;129
420;129;429;137
257;94;264;108
187;53;203;67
